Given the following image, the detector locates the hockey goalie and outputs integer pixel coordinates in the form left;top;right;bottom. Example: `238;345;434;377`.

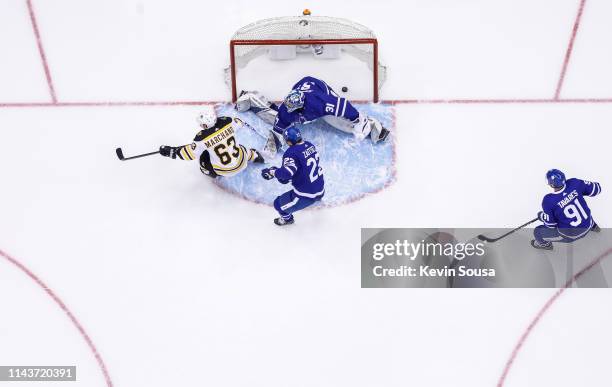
235;76;390;154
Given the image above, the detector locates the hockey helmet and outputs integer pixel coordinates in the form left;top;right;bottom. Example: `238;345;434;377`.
283;127;302;145
284;90;305;112
196;108;217;129
546;169;566;189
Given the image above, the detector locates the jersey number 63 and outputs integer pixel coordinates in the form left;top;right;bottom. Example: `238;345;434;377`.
214;137;240;165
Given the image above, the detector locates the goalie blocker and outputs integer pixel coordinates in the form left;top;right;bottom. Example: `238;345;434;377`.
235;76;389;154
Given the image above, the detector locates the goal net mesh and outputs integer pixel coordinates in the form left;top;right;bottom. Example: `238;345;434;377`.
225;15;387;101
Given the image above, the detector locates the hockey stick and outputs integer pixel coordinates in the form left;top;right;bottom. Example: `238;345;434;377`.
116;144;191;161
236;117;270;140
115;147;160;161
235;117;282;157
477;218;538;243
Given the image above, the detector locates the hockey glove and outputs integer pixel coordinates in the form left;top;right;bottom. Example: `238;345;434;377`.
261;167;277;180
200;166;218;179
537;211;547;223
159;145;178;159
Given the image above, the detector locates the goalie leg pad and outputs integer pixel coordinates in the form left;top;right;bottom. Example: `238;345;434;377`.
351;113;372;141
321;115;357;134
262;130;283;158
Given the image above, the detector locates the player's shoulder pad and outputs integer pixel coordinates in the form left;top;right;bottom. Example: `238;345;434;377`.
566;177;588;191
542;193;556;209
277;103;289;114
216;116;232;127
571;177;600;196
299;75;318;83
292;76;310;88
194;116;233;141
282;145;300;159
282;146;294;158
193;130;206;142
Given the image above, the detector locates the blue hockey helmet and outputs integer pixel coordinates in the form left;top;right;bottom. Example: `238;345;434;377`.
283;90;305;112
546;169;566;188
283;126;302;145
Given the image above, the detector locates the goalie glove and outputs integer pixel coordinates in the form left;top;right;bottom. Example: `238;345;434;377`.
352;114;371;141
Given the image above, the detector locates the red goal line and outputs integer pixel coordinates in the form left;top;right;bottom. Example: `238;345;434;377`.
0;98;611;108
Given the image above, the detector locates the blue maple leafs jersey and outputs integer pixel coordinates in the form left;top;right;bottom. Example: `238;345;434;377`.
273;76;360;134
274;141;325;199
541;178;601;237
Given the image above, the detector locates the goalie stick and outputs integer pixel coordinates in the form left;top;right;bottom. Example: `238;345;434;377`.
235;117;281;157
234;117;267;140
477;218;538;243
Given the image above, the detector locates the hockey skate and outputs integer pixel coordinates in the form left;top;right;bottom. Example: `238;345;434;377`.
274;216;295;226
378;126;390;142
531;240;553;250
367;117;390;143
251;149;265;163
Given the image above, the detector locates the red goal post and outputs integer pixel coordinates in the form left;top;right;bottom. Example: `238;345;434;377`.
225;14;387;103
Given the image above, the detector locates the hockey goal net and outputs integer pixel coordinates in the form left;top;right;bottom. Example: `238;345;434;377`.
225;12;387;103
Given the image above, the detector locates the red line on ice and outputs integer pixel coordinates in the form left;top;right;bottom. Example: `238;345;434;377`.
497;246;612;386
554;0;588;100
26;0;57;103
0;100;222;108
387;98;612;104
1;98;612;109
0;248;113;387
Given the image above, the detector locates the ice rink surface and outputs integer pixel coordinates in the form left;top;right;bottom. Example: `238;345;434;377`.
0;0;611;386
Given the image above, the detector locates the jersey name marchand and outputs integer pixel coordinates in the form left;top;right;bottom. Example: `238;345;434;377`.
203;124;235;148
193;116;234;146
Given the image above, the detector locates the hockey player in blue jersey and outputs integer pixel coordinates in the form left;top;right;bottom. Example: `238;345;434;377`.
532;169;602;250
261;126;325;226
235;76;389;154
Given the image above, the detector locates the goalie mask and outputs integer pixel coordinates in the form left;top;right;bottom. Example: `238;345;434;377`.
196;109;217;129
283;90;305;112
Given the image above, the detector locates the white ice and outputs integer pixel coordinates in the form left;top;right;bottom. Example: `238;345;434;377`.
0;0;611;386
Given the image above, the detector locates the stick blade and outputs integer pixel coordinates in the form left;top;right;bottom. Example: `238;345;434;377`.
115;147;125;160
